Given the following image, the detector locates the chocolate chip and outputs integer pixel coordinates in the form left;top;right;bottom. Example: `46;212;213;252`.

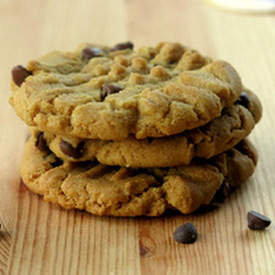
247;210;271;230
169;59;177;65
35;133;49;152
50;158;63;168
173;223;198;244
12;65;32;86
112;41;134;51
82;47;103;60
235;92;250;108
59;140;84;159
101;84;122;100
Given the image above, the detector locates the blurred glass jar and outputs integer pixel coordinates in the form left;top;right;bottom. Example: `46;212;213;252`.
207;0;275;13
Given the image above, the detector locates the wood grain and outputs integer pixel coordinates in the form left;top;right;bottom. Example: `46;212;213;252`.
0;0;274;274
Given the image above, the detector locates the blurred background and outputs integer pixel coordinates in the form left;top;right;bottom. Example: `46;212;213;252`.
1;0;275;88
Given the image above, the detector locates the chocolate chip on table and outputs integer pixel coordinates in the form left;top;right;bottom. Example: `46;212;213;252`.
82;47;103;60
247;210;271;230
173;223;198;244
101;84;122;100
235;92;250;108
59;140;84;159
111;41;134;51
11;65;32;86
35;133;49;152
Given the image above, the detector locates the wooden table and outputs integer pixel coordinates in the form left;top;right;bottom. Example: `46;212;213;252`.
0;0;274;274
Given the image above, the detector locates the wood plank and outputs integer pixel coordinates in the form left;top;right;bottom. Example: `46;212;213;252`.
0;225;11;275
0;0;274;274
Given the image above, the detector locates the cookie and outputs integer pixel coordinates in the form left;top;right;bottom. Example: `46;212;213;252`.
20;136;257;216
10;42;242;140
34;89;261;167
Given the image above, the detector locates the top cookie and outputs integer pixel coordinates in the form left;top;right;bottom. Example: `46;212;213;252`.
10;42;242;140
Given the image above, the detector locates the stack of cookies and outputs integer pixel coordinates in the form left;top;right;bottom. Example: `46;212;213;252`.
10;42;262;216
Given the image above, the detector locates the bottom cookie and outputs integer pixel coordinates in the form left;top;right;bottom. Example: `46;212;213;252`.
20;137;257;216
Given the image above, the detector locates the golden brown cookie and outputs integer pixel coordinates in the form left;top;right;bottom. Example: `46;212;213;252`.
10;42;242;140
34;89;261;167
20;136;257;216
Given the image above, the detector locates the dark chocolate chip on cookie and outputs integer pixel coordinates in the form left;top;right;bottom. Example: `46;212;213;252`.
35;133;49;152
112;41;134;51
235;92;250;108
82;47;104;60
59;140;84;159
101;84;122;100
12;65;32;86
